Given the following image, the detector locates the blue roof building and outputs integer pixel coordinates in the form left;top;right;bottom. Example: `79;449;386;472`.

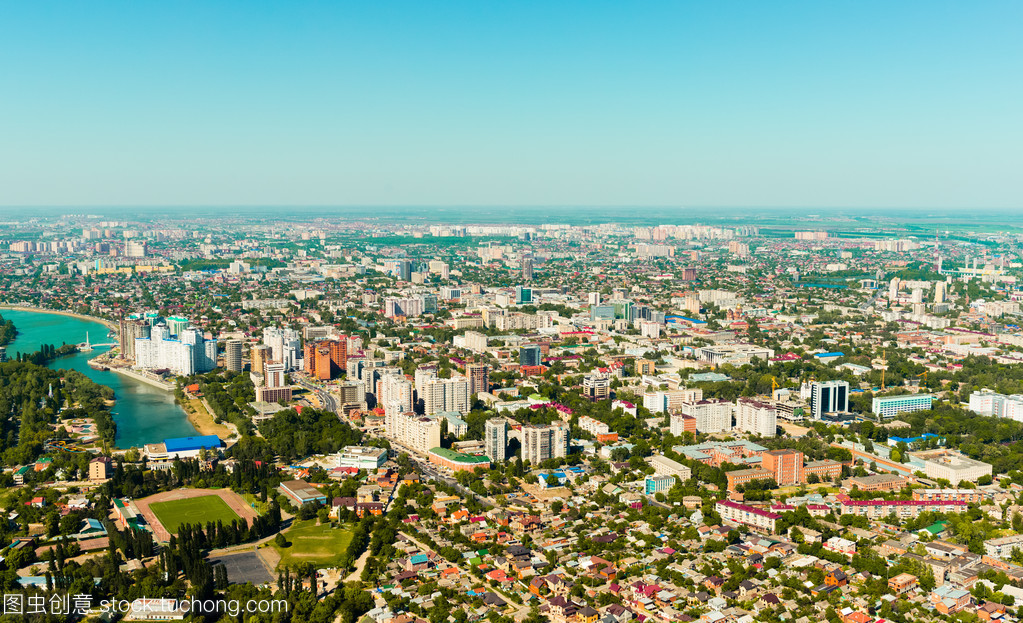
814;352;845;361
164;435;222;453
666;316;707;325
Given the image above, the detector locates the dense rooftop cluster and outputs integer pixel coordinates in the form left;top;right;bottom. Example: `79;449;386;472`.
1;212;1023;622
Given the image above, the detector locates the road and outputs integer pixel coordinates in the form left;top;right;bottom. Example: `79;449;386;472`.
387;440;496;509
296;378;339;412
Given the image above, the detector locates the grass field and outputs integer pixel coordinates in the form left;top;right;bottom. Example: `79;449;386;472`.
241;493;270;515
150;494;242;535
272;519;354;568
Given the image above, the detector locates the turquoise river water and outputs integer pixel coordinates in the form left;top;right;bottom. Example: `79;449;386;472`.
1;309;197;448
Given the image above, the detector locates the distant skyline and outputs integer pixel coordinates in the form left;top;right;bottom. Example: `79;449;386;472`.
2;2;1022;208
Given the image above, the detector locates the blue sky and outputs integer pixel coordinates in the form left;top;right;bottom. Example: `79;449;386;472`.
1;1;1021;207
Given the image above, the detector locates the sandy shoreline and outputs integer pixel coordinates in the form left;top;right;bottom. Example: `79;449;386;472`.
0;304;118;331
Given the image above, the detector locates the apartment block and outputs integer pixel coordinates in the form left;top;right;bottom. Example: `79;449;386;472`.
677;399;733;433
716;499;780;533
734;398;777;438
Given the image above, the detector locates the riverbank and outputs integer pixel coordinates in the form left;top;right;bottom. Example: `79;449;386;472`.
103;365;176;391
0;304;117;331
182;397;235;439
2;309;198;446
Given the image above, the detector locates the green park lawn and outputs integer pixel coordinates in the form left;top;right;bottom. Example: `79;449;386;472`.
271;519;354;567
150;495;242;535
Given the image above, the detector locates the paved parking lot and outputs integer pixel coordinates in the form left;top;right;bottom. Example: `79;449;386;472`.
209;551;274;586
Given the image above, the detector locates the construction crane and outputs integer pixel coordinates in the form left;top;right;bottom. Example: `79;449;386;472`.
917;371;927;387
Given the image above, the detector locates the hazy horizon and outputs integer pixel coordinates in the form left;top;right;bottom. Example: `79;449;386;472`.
2;2;1022;208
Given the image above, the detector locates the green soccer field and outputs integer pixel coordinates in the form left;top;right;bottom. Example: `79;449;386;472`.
150;495;242;535
272;519;355;568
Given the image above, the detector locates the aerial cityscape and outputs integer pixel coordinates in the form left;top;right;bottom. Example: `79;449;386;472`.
2;2;1023;623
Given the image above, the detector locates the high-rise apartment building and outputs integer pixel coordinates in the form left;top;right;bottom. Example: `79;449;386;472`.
118;317;150;361
180;328;218;375
521;423;569;464
166;316;189;337
421;376;471;415
225;339;243;372
889;277;901;301
264;362;285;388
428;260;450;279
735;398;778;438
466;363;490;395
135;324;218;376
728;241;750;258
522;258;534;281
125;241;148;257
255;361;293;404
303;338;347;380
384;297;425;318
461;331;488;353
485;418;508;462
378;374;414;416
313;344;332;381
389;259;412;281
669;413;697;436
263;327;302;370
969;389;1023;421
677;400;733;433
251;344;271;376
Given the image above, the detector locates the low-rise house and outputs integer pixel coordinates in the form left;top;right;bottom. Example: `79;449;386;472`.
888;573;917;595
825;569;847;588
929;585;971;615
